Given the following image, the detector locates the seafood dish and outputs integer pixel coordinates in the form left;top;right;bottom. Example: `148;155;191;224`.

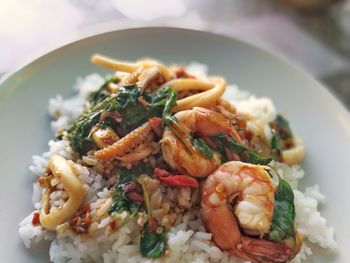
19;54;337;262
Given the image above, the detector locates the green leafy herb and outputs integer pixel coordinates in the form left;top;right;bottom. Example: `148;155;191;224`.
214;133;272;165
274;114;293;140
67;84;176;155
109;185;141;214
161;87;178;129
271;134;281;155
117;163;153;184
216;143;228;163
66;102;108;155
190;136;213;158
140;221;166;258
245;151;273;165
162;87;177;117
267;176;296;242
269;114;293;157
109;163;152;214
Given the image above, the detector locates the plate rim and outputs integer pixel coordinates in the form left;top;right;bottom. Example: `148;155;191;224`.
1;25;348;262
1;25;349;127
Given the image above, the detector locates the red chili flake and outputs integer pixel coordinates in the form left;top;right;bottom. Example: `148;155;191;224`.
81;203;91;213
69;204;91;234
158;175;199;188
244;130;253;141
148;218;158;232
149;117;163;137
32;212;40;226
109;220;116;231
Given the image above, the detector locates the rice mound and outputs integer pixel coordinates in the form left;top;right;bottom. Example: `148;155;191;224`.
19;64;337;263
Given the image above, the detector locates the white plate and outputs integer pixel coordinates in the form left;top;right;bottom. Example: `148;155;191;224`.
0;27;348;262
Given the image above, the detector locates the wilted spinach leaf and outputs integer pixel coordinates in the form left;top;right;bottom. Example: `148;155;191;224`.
267;176;296;242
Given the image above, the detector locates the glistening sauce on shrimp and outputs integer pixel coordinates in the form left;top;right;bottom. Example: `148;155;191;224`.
161;107;241;177
20;55;332;263
201;161;301;263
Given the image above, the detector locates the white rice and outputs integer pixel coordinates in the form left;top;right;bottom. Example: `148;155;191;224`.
19;63;337;262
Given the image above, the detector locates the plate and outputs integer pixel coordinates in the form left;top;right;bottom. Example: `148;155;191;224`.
0;27;349;262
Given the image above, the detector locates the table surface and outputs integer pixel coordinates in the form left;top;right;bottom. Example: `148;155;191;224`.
1;0;349;108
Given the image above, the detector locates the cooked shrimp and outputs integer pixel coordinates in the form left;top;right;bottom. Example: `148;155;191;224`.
161;107;241;177
201;161;294;262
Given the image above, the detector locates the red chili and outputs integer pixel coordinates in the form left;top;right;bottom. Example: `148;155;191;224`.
109;220;116;231
126;191;144;203
81;203;91;214
149;117;163;137
158;175;199;188
154;167;171;178
174;67;196;79
148;218;158;232
32;212;40;226
123;182;138;192
244;130;253;141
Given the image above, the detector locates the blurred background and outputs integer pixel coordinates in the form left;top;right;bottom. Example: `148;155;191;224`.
0;0;349;107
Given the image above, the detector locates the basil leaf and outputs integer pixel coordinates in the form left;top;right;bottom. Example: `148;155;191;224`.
246;151;273;165
109;163;152;214
215;133;246;153
140;223;166;258
118;163;153;184
191;137;213;159
271;134;281;155
214;133;272;165
274;114;293;140
162;87;177;118
109;185;140;214
67;84;177;155
267;176;295;242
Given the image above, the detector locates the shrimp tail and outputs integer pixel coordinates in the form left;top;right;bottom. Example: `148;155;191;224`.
233;236;291;263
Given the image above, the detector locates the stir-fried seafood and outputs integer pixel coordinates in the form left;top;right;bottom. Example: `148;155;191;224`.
201;161;302;262
161;107;241;177
20;54;317;263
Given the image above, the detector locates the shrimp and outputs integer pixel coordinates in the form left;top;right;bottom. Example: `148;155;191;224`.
160;107;241;177
201;161;296;263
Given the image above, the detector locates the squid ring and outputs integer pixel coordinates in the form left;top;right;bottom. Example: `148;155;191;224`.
39;155;86;230
91;54;172;81
162;77;226;112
